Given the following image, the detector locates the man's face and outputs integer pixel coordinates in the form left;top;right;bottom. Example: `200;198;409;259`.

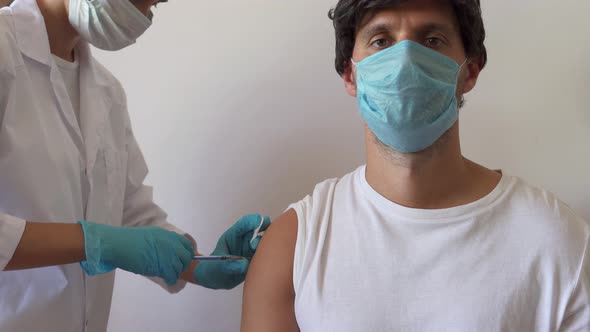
129;0;161;16
343;0;480;102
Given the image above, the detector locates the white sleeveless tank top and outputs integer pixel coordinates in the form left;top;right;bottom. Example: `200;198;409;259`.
288;165;589;332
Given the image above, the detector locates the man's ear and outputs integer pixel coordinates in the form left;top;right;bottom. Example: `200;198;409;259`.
343;62;357;97
461;57;482;94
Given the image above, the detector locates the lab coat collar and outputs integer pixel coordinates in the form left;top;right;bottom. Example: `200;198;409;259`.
10;0;112;88
11;0;87;155
10;0;52;67
11;0;115;173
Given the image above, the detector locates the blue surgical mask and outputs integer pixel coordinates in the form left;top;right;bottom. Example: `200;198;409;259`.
68;0;152;51
352;40;466;153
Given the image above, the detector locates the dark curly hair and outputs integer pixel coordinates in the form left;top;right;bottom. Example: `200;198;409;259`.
328;0;487;76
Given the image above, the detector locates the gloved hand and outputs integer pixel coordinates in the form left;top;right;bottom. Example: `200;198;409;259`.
194;213;271;290
78;220;194;285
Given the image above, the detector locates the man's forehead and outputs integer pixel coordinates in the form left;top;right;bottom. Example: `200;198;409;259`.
356;1;459;35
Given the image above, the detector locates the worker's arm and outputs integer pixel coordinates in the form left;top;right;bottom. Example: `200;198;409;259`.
180;261;198;283
241;209;299;332
180;233;199;284
2;217;193;286
4;221;85;270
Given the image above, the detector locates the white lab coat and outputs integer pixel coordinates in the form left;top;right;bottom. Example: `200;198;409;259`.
0;0;188;330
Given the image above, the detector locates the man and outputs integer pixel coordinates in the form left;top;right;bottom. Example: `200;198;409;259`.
241;0;590;331
0;0;269;330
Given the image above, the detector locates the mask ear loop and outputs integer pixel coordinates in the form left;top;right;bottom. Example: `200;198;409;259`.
349;59;359;85
458;57;469;72
455;57;469;82
456;58;470;109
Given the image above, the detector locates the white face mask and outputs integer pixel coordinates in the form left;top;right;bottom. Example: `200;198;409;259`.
68;0;152;51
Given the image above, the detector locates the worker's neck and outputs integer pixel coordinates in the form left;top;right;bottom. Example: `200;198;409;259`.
37;0;79;62
365;124;499;210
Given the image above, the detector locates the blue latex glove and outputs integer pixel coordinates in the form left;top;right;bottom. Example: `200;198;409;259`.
79;220;194;285
194;213;271;290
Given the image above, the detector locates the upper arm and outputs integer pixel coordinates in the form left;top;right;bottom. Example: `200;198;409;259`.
241;209;299;332
559;238;590;331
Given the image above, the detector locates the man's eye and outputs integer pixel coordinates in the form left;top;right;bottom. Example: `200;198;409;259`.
371;39;390;49
425;37;443;48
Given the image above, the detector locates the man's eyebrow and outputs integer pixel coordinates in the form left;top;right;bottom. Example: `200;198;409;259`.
417;22;457;36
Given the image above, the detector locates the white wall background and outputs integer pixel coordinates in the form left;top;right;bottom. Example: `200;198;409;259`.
94;0;590;331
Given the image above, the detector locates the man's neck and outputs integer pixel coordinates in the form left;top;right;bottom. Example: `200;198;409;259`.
365;124;501;210
37;0;79;62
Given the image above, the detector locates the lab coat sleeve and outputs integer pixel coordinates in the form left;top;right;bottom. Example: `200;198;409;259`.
0;23;26;271
121;112;194;293
0;213;26;270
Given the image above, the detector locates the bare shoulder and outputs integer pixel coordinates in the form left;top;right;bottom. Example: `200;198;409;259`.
257;208;298;257
245;208;298;289
241;209;299;332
